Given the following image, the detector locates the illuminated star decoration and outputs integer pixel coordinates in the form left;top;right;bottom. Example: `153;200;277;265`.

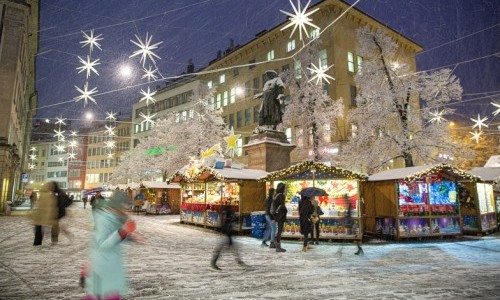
280;0;320;41
105;125;116;136
68;153;76;160
53;129;65;139
105;111;117;121
142;65;159;82
29;164;35;170
469;131;482;144
55;117;66;126
139;86;157;106
104;140;116;149
307;59;335;85
139;111;157;127
107;153;114;159
130;33;163;67
70;130;78;137
29;154;37;160
470;114;488;130
492;102;500;116
68;140;78;148
201;144;222;162
55;144;66;153
224;127;241;157
80;30;103;53
74;83;98;106
76;55;100;79
429;110;447;124
30;147;37;152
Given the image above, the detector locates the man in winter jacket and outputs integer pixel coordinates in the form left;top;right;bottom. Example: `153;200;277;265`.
298;195;314;252
272;182;288;252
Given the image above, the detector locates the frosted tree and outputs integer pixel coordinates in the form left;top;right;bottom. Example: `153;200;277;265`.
340;26;463;173
280;40;343;162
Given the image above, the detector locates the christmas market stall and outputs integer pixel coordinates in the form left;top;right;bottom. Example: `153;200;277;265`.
459;167;499;235
364;164;480;240
259;161;368;240
169;164;268;232
139;181;181;214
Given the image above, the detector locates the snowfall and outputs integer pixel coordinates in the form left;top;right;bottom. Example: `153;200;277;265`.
1;203;499;300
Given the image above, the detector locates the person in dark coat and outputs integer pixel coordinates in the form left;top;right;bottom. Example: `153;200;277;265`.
52;183;73;243
262;188;277;248
311;199;324;245
210;202;248;270
298;195;314;252
272;182;288;252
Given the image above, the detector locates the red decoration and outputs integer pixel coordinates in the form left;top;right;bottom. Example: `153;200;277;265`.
318;196;329;206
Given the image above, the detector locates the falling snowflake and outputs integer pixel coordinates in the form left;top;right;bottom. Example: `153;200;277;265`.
429;110;447;124
492;102;500;116
470;114;488;130
76;55;100;79
139;111;157;127
142;65;159;82
280;0;320;41
105;111;117;121
307;59;334;85
130;33;163;67
139;86;157;106
469;130;482;143
74;83;98;106
80;30;103;53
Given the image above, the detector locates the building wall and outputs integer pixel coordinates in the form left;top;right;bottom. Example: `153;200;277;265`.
46;142;69;190
26;141;49;191
0;0;38;213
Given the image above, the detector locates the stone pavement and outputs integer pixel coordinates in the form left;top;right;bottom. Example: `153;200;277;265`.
0;202;499;299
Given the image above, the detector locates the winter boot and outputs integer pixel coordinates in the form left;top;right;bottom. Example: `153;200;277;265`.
302;246;308;252
269;241;276;249
354;247;364;256
276;242;286;252
210;262;221;270
261;241;268;247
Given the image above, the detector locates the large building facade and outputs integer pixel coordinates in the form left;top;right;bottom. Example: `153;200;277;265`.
0;0;39;213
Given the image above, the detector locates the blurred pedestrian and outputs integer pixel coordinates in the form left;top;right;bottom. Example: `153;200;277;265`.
91;192;104;210
272;182;287;252
262;188;276;248
83;196;88;209
31;182;58;246
52;183;74;244
210;202;248;271
133;195;142;215
311;199;324;245
298;195;314;252
82;190;136;300
29;191;37;209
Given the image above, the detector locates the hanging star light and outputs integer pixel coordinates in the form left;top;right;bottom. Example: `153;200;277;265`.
76;55;100;79
107;153;114;159
80;29;103;53
104;140;116;149
307;59;335;85
492;102;500;116
130;33;163;67
280;0;320;41
142;65;159;82
55;144;66;153
28;164;35;170
68;153;76;160
139;111;157;127
29;154;37;160
105;111;117;121
55;117;66;126
74;83;98;106
430;110;447;124
68;140;78;148
139;87;157;106
70;130;78;137
53;129;65;139
469;130;482;143
105;125;116;136
224;127;241;157
470;114;488;130
30;147;37;152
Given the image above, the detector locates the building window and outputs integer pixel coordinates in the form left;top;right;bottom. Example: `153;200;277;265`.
216;93;221;109
233;68;239;77
267;50;275;61
223;91;228;106
351;124;358;137
210;96;215;110
310;28;320;39
253;77;260;94
236;111;242;128
287;40;296;52
230;88;236;104
223;116;228;127
182;111;187;121
294;60;302;79
254;105;260;123
357;56;363;72
350;85;357;107
285;128;292;142
175;113;180;123
348;52;355;73
219;74;225;84
249;59;256;69
236;139;242;157
42;149;46;157
229;114;235;129
245;108;251;126
245;81;251;97
282;64;290;73
189;109;194;119
319;49;327;68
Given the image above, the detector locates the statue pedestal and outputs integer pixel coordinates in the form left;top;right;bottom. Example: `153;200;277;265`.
243;130;295;172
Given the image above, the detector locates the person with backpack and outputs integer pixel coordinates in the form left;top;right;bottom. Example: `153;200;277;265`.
262;188;277;248
272;182;288;252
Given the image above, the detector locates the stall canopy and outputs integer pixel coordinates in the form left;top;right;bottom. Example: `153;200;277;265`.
368;163;480;182
468;167;500;183
169;166;269;182
82;187;104;196
259;161;367;182
141;181;181;189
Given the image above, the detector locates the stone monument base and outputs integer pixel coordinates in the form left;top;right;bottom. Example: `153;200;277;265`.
243;130;295;172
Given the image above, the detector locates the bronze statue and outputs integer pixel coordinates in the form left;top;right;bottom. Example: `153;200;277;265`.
255;70;285;132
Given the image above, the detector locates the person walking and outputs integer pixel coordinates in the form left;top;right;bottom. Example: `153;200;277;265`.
31;182;58;246
298;195;314;252
262;188;277;248
83;196;88;209
52;184;74;244
82;190;136;300
210;202;248;271
29;192;37;209
272;182;287;253
311;199;324;245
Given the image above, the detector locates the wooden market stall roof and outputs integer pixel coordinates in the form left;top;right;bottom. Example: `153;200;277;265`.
141;181;181;189
467;167;500;183
168;166;269;183
259;161;368;182
368;163;480;182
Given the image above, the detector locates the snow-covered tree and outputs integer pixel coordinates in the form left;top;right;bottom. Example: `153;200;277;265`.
339;26;463;173
280;40;343;162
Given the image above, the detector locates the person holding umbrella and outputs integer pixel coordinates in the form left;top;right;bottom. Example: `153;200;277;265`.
311;199;324;245
272;182;288;253
298;195;314;252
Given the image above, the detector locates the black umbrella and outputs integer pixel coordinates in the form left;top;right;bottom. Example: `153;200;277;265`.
299;187;328;197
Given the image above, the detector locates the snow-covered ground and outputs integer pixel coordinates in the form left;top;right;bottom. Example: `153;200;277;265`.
1;202;499;299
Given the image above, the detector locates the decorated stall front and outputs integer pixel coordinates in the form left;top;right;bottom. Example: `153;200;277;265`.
260;161;368;240
139;181;181;214
459;167;499;234
364;164;479;240
169;165;268;232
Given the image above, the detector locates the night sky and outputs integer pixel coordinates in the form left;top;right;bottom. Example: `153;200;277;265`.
36;0;499;129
